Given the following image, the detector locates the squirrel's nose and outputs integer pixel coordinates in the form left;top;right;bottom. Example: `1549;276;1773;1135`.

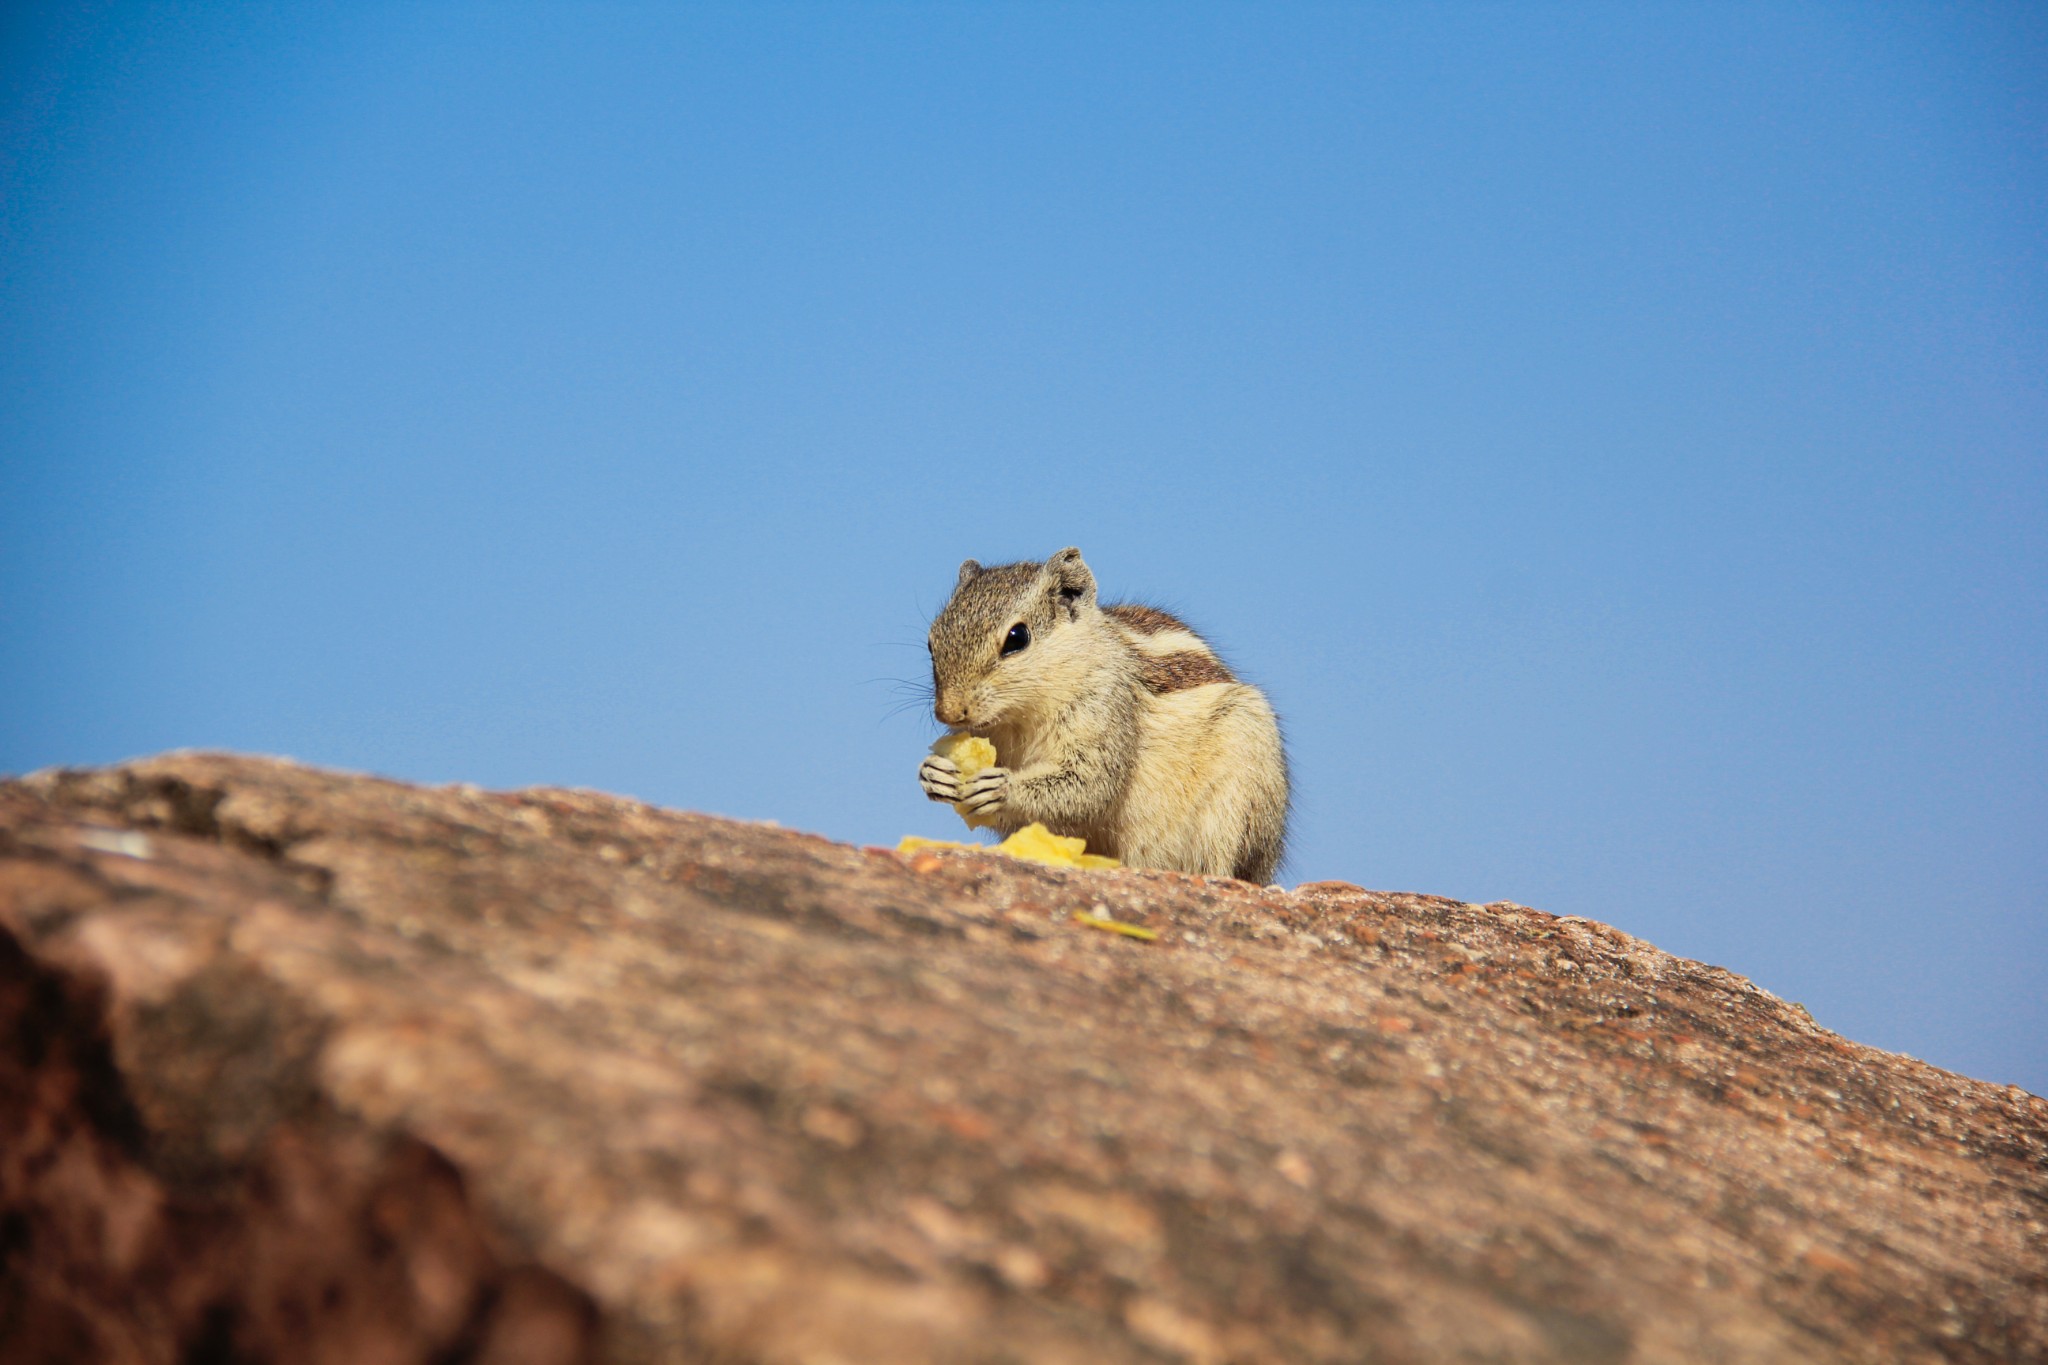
936;696;966;726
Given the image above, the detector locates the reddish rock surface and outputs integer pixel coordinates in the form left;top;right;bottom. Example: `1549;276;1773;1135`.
1;752;2042;1363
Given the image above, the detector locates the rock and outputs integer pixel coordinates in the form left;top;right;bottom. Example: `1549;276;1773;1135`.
1;752;2042;1364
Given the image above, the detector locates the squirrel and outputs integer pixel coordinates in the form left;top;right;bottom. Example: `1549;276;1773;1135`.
917;547;1290;883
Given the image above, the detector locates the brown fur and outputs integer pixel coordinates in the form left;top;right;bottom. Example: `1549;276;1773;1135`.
1137;651;1236;694
1103;604;1187;635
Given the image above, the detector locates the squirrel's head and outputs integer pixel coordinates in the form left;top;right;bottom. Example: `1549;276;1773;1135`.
928;547;1099;729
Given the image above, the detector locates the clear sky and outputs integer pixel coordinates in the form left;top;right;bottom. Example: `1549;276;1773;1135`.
3;4;2042;1093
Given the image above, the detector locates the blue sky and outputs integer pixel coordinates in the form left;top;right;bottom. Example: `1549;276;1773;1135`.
4;4;2042;1092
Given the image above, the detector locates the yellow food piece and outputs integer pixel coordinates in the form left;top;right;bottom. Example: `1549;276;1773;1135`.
930;733;1000;829
1072;911;1158;941
932;732;997;778
896;821;1121;871
897;835;975;855
997;822;1122;870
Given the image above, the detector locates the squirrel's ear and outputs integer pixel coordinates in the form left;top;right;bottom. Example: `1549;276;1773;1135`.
955;559;981;589
1046;547;1096;615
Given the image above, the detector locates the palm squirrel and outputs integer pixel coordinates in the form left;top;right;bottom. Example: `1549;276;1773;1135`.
918;547;1290;882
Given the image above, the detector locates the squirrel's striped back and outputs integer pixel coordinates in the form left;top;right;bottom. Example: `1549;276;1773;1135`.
1103;604;1237;694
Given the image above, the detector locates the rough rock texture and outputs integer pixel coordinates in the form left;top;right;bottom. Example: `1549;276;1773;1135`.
1;753;2042;1365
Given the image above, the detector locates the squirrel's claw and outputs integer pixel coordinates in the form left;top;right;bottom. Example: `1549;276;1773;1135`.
918;755;963;802
958;767;1011;816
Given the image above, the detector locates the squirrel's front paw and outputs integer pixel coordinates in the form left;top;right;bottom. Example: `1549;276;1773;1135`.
957;766;1011;817
918;754;963;802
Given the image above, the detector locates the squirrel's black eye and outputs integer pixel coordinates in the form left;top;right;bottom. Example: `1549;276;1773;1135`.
1001;622;1030;656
